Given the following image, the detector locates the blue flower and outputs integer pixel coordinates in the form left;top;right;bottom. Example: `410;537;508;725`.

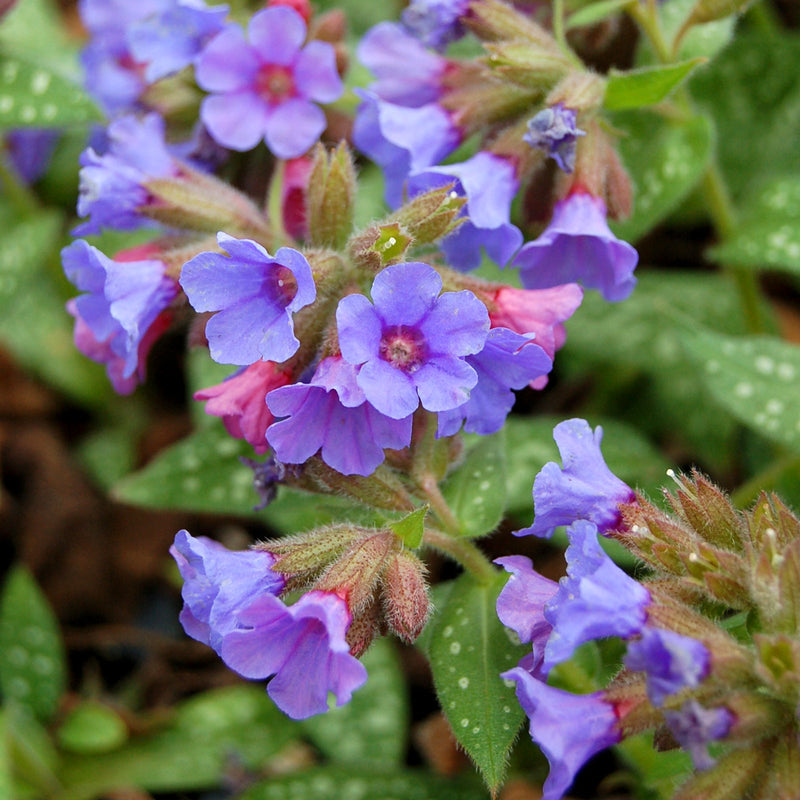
170;530;285;652
513;190;638;302
407;152;523;271
502;666;620;800
524;104;586;173
180;233;316;366
336;262;489;420
220;590;368;719
266;357;413;476
625;628;711;707
401;0;469;51
542;520;651;671
664;700;734;771
516;418;635;539
76;113;177;235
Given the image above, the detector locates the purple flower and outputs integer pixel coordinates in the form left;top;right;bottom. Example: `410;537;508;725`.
180;233;316;366
401;0;469;51
336;262;489;419
407;152;523;271
195;6;342;157
516;418;635;539
6;129;59;183
524;104;586;173
358;22;447;107
76;113;177;235
352;90;461;207
195;359;294;454
220;589;368;719
542;520;650;671
625;628;711;707
266;357;413;476
664;700;734;771
513;190;638;302
78;0;157;113
495;556;558;679
62;240;177;385
502;666;620;800
127;0;229;83
170;529;284;652
437;327;551;437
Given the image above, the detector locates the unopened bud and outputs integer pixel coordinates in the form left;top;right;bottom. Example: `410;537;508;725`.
382;550;430;643
306;142;357;250
672;748;762;800
466;0;557;48
754;633;800;695
317;531;399;613
483;41;570;90
386;185;467;247
546;71;606;114
346;600;382;657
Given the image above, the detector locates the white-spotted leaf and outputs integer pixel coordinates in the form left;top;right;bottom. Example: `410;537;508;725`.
0;55;100;128
682;329;800;452
428;571;527;792
440;434;506;539
0;567;66;721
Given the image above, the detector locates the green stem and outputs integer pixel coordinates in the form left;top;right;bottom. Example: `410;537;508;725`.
626;0;671;63
552;0;583;69
421;476;462;537
424;527;497;585
266;158;289;247
0;151;38;217
701;162;767;335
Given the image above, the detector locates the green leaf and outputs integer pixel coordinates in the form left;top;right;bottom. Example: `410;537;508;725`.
617;732;693;800
440;434;506;539
3;702;61;797
57;703;129;755
567;0;633;29
186;346;236;428
0;567;66;721
610;113;712;242
301;638;408;767
59;686;300;800
690;31;800;199
707;175;800;275
428;571;527;791
113;423;379;529
656;0;736;61
239;765;486;800
682;328;800;453
0;56;100;128
389;505;428;549
604;59;705;111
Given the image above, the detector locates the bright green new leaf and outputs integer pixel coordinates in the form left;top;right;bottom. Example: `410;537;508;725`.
604;59;706;111
0;56;100;128
3;701;61;797
389;505;428;549
240;765;486;800
0;567;66;721
568;0;633;30
301;638;408;767
57;703;129;755
610;113;712;242
440;434;506;539
682;329;800;453
428;572;527;792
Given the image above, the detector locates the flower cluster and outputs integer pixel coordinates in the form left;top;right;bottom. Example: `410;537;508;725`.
498;419;800;798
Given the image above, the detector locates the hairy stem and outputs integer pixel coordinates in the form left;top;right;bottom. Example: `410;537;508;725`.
424;527;497;585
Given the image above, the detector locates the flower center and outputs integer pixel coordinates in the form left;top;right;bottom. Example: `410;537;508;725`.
266;265;298;307
256;65;295;104
379;325;427;373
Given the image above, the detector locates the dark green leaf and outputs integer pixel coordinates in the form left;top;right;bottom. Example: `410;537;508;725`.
0;567;66;721
690;31;800;199
239;765;486;800
567;0;633;30
59;686;300;799
611;113;712;242
428;572;527;791
0;56;100;128
57;703;128;755
301;638;408;767
390;505;428;549
440;434;506;539
604;59;705;111
113;423;380;528
682;329;800;452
